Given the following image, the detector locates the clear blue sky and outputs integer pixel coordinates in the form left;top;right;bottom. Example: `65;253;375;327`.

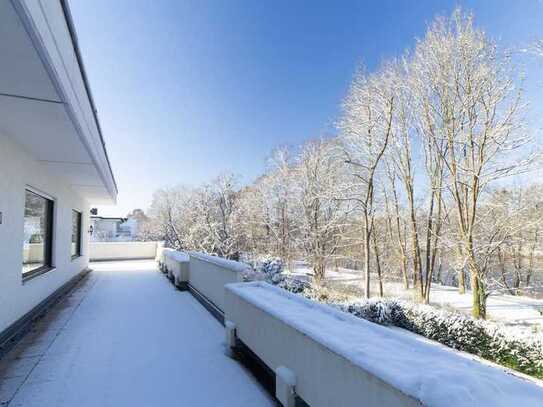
68;0;543;217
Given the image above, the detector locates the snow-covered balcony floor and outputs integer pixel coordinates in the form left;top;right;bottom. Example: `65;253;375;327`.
0;260;274;407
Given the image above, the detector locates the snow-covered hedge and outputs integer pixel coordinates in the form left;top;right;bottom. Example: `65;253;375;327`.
400;302;543;378
344;300;543;378
242;255;306;292
279;282;543;379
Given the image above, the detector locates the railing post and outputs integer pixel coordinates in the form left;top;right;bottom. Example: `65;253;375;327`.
275;366;297;407
224;320;237;357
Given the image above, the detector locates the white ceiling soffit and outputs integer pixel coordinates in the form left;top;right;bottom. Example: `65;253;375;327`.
0;1;59;101
0;96;90;163
0;0;117;204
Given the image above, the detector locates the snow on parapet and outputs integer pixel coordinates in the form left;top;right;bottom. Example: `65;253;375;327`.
164;250;189;262
159;248;173;261
226;281;543;407
189;252;250;273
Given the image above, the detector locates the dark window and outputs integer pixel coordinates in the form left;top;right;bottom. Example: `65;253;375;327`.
22;189;54;280
71;210;82;258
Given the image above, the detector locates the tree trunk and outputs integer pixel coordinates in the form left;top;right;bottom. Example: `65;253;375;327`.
497;247;514;295
407;190;423;301
313;259;325;284
423;190;435;303
470;271;482;319
372;229;384;297
363;211;371;299
455;244;466;294
458;268;466;294
467;256;486;319
526;230;538;286
526;242;535;286
389;176;410;290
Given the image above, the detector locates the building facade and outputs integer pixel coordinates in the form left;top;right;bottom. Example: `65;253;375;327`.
90;216;135;241
0;0;117;336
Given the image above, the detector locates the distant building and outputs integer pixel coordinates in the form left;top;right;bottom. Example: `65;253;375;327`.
91;209;150;242
90;213;142;242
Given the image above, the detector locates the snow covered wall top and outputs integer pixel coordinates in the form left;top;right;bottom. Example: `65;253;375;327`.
164;250;189;262
225;281;543;407
189;252;250;273
157;247;175;260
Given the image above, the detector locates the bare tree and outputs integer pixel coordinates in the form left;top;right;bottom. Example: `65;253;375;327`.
143;8;543;319
339;65;395;298
292;139;349;283
531;39;543;57
382;162;410;290
412;10;534;317
257;147;297;267
147;187;189;249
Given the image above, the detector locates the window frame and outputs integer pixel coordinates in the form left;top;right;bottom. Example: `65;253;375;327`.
22;188;55;282
71;209;82;260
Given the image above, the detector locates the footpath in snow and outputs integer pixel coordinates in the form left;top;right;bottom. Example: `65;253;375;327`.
0;260;273;407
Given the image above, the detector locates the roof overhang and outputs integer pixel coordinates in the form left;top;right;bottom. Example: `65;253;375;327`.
0;0;117;205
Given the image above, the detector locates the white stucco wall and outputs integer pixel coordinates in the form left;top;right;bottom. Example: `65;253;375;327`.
16;0;117;199
0;136;90;333
188;253;247;312
155;242;166;263
225;284;421;407
163;251;190;286
89;241;158;261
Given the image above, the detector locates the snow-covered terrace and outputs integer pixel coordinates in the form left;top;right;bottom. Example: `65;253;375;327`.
2;255;543;407
0;260;273;407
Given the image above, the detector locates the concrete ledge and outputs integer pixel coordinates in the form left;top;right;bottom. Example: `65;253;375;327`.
157;250;247;315
225;282;423;406
0;268;91;360
156;245;171;266
225;282;543;407
89;242;159;261
187;253;246;312
188;252;250;273
164;251;189;287
91;257;155;262
155;250;224;323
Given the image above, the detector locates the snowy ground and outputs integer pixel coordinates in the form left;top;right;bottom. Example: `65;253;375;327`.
0;260;274;407
286;262;543;336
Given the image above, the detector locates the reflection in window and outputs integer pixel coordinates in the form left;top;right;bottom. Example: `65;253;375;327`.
22;189;54;277
72;210;82;258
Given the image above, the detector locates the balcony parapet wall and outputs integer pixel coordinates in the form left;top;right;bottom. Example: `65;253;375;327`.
89;241;158;261
156;252;543;406
224;281;543;407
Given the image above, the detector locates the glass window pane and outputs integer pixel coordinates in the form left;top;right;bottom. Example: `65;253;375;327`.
72;210;81;257
22;190;52;274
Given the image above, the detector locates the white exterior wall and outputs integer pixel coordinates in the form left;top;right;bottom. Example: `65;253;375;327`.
155;242;166;262
0;136;90;333
163;252;190;286
225;288;421;407
188;255;244;312
16;0;117;199
89;242;158;261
